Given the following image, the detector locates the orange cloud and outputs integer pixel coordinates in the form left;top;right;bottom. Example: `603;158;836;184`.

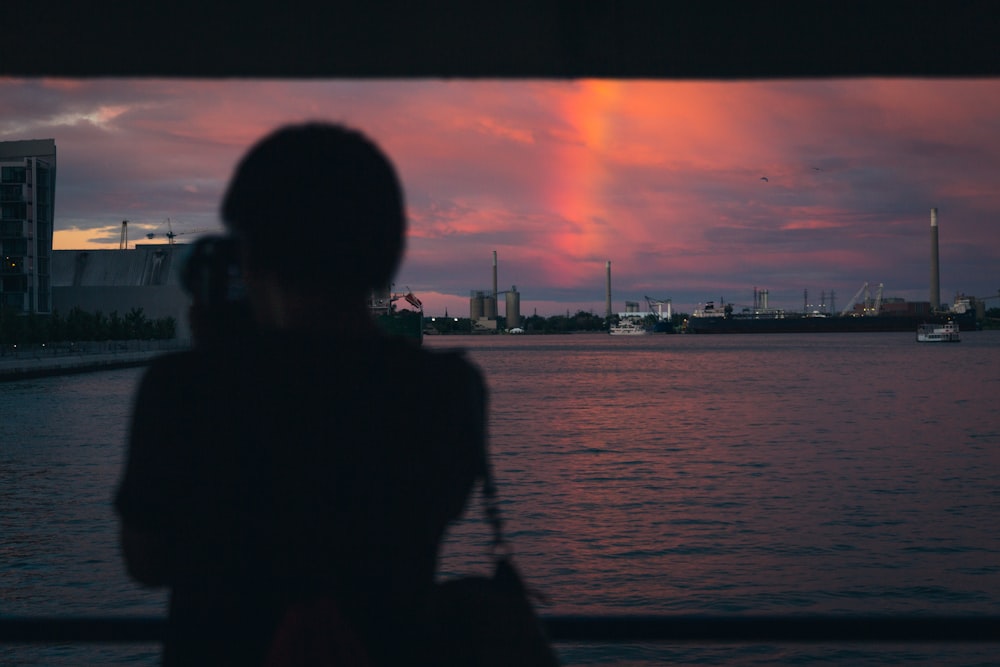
6;77;999;316
53;226;120;249
780;219;845;231
542;81;624;264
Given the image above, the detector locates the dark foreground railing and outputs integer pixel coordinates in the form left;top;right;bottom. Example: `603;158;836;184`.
2;616;999;643
545;616;1000;642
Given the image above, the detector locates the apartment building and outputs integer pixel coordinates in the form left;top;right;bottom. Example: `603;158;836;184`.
1;139;56;314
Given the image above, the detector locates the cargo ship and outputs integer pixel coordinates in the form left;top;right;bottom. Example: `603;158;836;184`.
369;286;424;343
685;310;975;334
685;209;985;335
685;296;977;334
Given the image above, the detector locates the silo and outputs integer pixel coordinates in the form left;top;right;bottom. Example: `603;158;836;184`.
483;295;497;319
505;285;521;328
469;290;485;320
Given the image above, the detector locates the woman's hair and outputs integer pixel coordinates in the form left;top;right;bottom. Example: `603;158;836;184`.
221;122;405;294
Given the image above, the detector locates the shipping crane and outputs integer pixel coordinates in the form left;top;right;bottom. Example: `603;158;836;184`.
140;217;174;243
977;290;1000;303
973;290;1000;316
645;296;672;321
840;282;866;316
144;218;213;244
841;282;884;316
871;283;884;315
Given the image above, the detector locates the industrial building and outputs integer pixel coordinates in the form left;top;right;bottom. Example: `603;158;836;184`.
1;139;56;315
2;139;193;340
470;250;521;331
50;245;193;341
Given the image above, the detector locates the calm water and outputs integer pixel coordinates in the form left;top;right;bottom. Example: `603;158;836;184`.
2;332;999;665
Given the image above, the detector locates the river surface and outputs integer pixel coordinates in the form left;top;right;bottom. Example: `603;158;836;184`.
2;332;999;665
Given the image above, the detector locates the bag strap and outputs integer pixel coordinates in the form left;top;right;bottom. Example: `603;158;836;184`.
480;458;549;605
481;457;508;556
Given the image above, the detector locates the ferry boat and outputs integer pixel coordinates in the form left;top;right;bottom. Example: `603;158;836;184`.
609;319;648;336
916;321;961;343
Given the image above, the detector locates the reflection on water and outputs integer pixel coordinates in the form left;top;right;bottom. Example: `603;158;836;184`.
3;333;1000;665
2;369;165;615
437;334;1000;618
2;369;165;665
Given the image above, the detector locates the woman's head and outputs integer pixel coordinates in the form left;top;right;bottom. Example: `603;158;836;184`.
221;123;406;296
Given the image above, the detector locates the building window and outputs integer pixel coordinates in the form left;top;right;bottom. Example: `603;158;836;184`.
1;274;28;292
0;167;27;184
2;238;28;255
1;202;27;220
0;184;23;201
0;221;22;237
37;219;51;243
2;256;24;273
2;203;21;220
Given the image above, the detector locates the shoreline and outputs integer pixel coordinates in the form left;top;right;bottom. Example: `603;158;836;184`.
0;341;186;382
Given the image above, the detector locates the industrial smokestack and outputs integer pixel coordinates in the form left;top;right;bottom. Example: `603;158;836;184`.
488;250;497;319
930;208;940;310
605;260;612;318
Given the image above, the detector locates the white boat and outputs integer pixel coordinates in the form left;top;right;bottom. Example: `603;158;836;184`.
609;320;648;336
916;321;961;343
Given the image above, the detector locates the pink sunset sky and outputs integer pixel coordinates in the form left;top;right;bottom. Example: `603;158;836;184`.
3;77;998;316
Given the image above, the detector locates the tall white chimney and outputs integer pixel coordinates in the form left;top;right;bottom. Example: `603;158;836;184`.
492;250;498;315
930;208;940;310
605;260;612;318
489;250;498;320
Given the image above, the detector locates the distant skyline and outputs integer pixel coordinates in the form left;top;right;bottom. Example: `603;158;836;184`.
3;78;999;316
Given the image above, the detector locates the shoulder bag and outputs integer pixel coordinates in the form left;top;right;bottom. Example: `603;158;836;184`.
432;461;561;667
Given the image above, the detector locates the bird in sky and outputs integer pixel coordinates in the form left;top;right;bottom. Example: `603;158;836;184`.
760;176;769;182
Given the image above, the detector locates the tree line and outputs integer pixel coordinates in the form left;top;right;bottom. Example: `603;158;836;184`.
0;307;176;344
426;310;689;334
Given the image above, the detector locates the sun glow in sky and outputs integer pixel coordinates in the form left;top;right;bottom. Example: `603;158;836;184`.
3;77;998;316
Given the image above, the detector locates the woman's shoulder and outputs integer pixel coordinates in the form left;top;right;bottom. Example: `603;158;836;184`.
138;345;257;397
388;341;485;391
